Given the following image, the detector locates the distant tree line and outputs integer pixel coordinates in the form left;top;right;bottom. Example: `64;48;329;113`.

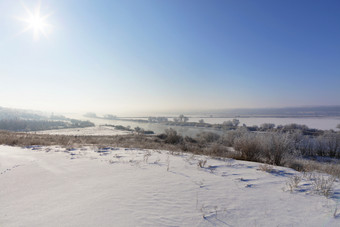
103;114;117;120
0;119;94;132
0;107;47;121
84;112;98;118
104;124;154;135
83;113;117;120
148;117;168;123
173;114;189;123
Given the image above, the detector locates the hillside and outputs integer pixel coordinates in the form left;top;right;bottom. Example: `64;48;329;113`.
1;145;339;226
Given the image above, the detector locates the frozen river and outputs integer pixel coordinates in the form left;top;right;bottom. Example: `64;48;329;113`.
65;114;340;137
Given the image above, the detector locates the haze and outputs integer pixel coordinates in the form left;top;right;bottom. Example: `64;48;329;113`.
1;0;339;115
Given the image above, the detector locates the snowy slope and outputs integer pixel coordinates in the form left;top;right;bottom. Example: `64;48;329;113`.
33;125;131;136
1;145;339;227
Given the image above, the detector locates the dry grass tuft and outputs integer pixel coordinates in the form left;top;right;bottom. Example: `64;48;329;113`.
258;164;274;173
286;175;302;192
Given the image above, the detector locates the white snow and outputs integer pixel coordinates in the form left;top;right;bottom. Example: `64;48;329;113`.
32;125;131;136
1;145;340;226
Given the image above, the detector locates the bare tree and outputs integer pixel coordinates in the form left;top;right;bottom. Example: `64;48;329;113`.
232;119;240;127
223;120;233;127
176;114;189;123
134;126;144;134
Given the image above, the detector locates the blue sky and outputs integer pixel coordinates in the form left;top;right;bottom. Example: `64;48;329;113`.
0;0;339;114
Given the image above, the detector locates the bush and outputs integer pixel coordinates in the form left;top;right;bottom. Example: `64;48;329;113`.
164;128;183;144
184;136;197;143
258;164;274;173
143;130;154;135
286;175;302;192
196;132;220;144
234;132;262;162
260;123;275;131
231;130;293;165
114;125;133;131
156;133;167;139
313;175;335;198
262;133;292;166
207;143;230;156
221;127;249;146
285;159;305;172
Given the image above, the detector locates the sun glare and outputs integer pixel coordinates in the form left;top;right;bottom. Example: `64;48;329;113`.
17;2;52;40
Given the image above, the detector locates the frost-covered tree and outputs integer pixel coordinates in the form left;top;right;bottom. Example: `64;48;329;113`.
232;119;240;127
178;114;185;122
176;114;189;123
134;126;144;134
260;123;275;131
223;120;233;127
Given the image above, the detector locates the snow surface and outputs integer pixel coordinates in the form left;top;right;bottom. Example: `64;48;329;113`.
32;125;131;136
1;145;340;226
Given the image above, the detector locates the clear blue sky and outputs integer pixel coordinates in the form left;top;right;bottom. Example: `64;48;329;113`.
0;0;339;114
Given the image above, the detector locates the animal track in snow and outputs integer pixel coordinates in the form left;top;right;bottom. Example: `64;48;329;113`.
0;164;21;175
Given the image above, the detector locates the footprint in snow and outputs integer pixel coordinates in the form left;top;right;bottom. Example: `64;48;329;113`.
245;184;255;188
1;165;21;175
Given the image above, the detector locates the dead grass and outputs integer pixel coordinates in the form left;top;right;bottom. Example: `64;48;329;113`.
1;130;339;179
258;164;274;173
197;159;207;168
0;130;177;150
287;158;340;178
286;175;302;192
312;175;336;198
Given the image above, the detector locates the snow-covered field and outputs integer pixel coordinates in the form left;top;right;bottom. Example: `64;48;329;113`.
33;125;131;136
1;145;340;226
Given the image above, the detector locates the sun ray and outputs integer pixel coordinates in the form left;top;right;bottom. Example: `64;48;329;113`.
16;1;52;40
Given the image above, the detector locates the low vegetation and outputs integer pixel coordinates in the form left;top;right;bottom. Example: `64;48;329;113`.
0;119;94;132
1;126;340;178
0;107;95;132
103;124;154;135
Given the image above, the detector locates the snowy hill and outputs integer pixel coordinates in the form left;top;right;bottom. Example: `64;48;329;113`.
1;145;339;226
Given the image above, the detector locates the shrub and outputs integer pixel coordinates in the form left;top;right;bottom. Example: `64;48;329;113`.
313;175;335;198
262;133;292;166
260;123;275;131
156;133;167;140
114;125;133;131
196;132;220;144
221;127;249;146
197;159;207;168
286;175;302;192
285;159;305;172
184;136;197;143
164;128;183;144
207;143;230;156
143;130;154;135
258;164;274;173
234;132;262;162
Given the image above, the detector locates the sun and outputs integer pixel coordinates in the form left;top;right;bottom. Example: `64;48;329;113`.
17;2;53;40
29;14;45;31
